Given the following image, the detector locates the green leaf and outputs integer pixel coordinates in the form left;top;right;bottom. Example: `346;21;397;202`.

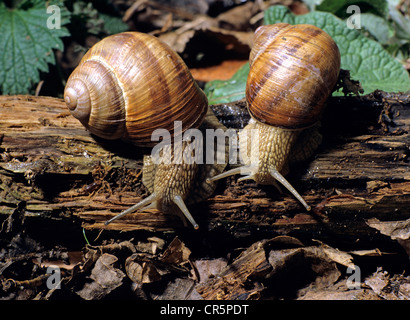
388;2;410;41
0;1;70;94
204;5;410;103
264;5;296;24
303;0;324;11
266;6;410;94
204;63;249;105
315;0;389;18
99;13;129;35
359;13;394;44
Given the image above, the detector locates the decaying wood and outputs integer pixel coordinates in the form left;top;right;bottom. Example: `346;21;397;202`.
195;237;350;300
0;94;409;246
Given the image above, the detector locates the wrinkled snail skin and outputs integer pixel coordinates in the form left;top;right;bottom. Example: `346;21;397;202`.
103;110;228;229
208;23;341;211
64;32;227;229
105;141;201;229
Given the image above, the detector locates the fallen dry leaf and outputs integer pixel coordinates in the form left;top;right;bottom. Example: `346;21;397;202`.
216;1;259;30
349;249;383;257
159;29;196;53
267;246;342;291
196;237;347;300
158;26;252;62
160;236;191;265
366;218;410;240
190;59;247;82
321;244;355;269
367;218;410;256
125;237;193;286
126;253;168;284
364;268;390;297
76;253;125;300
135;237;165;255
363;268;410;300
193;258;228;283
399;283;410;299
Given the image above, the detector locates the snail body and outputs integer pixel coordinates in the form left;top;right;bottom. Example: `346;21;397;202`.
209;23;341;210
105;108;228;229
64;32;226;229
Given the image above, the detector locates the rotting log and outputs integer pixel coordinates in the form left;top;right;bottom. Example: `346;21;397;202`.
0;94;409;248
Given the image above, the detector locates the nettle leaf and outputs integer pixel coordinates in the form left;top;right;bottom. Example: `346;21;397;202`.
0;1;70;94
205;5;410;103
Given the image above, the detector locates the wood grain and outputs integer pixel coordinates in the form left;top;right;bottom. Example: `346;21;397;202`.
0;94;408;247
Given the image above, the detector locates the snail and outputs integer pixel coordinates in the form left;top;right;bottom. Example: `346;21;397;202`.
64;32;227;229
208;23;341;210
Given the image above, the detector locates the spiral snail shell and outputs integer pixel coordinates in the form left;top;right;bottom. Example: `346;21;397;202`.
64;32;208;146
247;23;340;129
209;23;341;210
64;32;227;229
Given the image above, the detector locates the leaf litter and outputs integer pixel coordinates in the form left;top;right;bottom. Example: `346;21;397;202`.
1;0;409;301
1;206;409;300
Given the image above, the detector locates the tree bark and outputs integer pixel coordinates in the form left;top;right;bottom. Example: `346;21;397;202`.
0;94;409;247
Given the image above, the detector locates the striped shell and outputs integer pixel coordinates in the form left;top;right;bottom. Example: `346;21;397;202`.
64;32;207;146
246;23;341;129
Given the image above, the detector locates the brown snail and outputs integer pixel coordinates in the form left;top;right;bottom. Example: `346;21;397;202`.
64;32;227;229
208;23;341;210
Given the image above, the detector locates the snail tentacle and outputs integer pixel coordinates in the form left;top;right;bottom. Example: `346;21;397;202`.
207;23;340;212
104;193;159;225
172;195;199;229
269;168;311;211
206;167;243;183
207;164;310;210
64;32;227;229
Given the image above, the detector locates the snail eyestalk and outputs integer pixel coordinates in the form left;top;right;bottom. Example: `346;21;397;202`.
269;168;311;211
63;32;228;230
104;193;158;225
172;195;199;230
206;167;243;183
104;193;199;230
206;24;341;213
207;165;311;211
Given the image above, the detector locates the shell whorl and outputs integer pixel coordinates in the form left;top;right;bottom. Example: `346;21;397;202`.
246;23;341;129
64;32;208;145
64;58;126;140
